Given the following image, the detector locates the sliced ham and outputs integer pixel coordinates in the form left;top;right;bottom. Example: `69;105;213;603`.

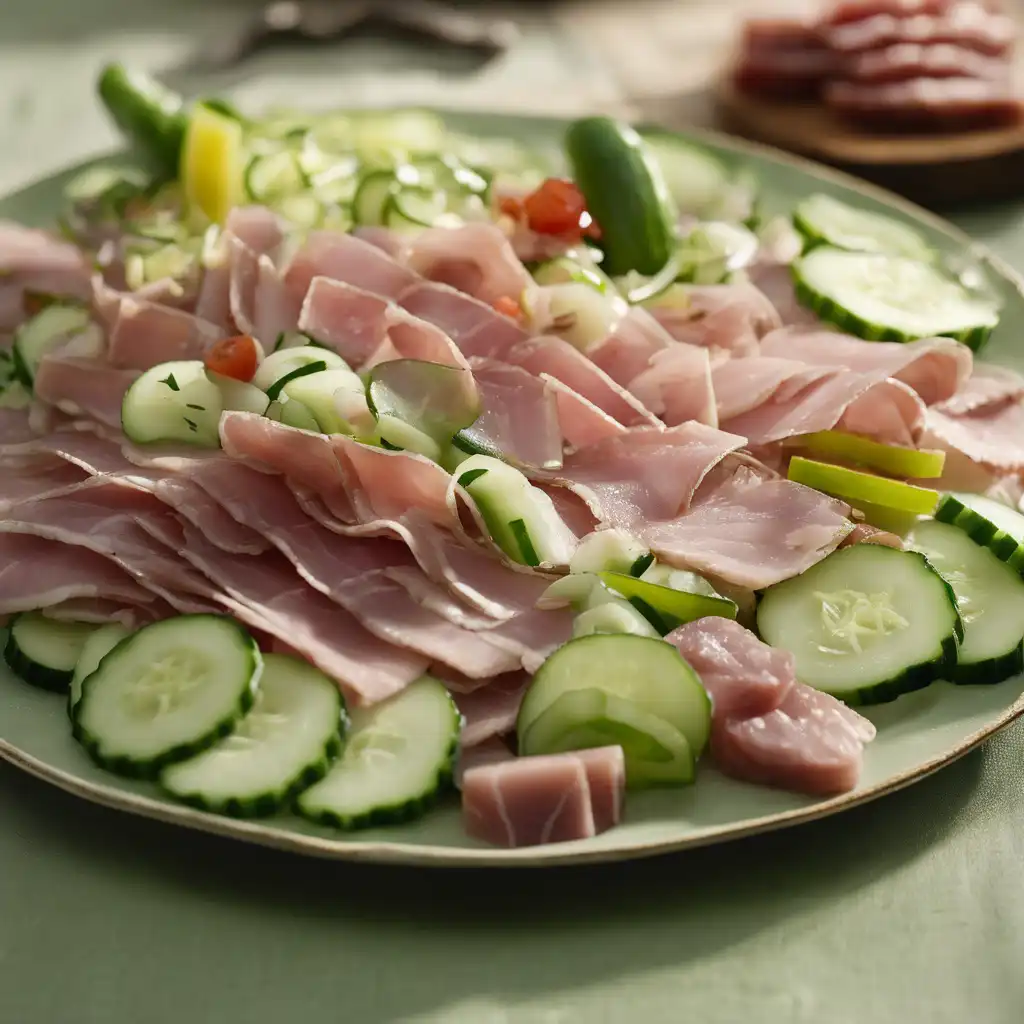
41;597;162;630
924;399;1024;471
107;295;224;370
297;278;389;365
541;373;628;449
33;356;139;429
537;422;747;528
666;616;796;719
454;736;515;790
0;459;89;507
284;230;417;305
402;222;533;306
0;533;158;615
713;683;876;795
628;343;718;427
758;327;971;405
844;41;1010;83
649;282;782;360
462;746;626;847
452;671;531;746
933;360;1024;415
588;306;674;387
467;360;563;469
505;335;661;428
645;469;854;589
840;522;904;548
746;261;822;328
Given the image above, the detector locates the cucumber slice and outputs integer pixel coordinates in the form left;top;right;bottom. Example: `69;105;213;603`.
73;615;263;778
598;571;739;634
572;602;662;640
243;150;307;202
794;193;934;262
251;345;347;394
639;131;750;221
347;109;447;158
267;396;321;433
69;623;131;715
457;454;578;567
675;221;759;285
124;243;197;290
384;187;453;231
5;614;100;693
0;381;31;410
265;360;328;402
273;330;315;351
367;359;480;448
375;416;443;460
524;282;623;352
757;545;962;705
13;305;95;386
297;674;460;829
520;687;694;787
532;256;609;293
934;493;1024;577
277;195;325;230
121;359;224;447
908;520;1024;686
64;162;152;207
788;456;939;515
161;653;347;817
208;372;270;416
517;633;712;763
790;431;946;479
352;170;397;225
565;116;678;277
793;247;1000;350
569;529;650;576
281;367;364;434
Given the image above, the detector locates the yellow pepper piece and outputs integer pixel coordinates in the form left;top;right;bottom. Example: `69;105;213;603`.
180;103;244;224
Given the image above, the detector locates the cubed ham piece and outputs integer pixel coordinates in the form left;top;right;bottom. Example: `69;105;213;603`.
733;18;835;99
665;616;796;719
713;683;877;796
462;747;625;848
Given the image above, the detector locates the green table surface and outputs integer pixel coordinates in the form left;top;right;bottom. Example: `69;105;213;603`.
3;4;1024;1022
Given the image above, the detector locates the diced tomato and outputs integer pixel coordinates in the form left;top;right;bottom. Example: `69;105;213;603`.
523;178;589;238
493;295;522;320
498;195;524;219
204;334;259;382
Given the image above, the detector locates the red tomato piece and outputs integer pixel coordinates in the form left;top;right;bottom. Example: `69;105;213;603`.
523;178;589;237
204;334;259;382
493;295;522;320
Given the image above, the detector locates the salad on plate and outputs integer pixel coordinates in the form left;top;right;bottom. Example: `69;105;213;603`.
0;63;1022;850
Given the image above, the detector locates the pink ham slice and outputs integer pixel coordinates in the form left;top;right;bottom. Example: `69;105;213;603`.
933;361;1024;415
462;746;626;847
649;282;782;360
666;616;796;719
714;684;876;795
42;597;164;629
628;344;718;427
541;373;628;449
106;296;224;369
587;306;674;387
645;469;854;589
844;41;1010;83
401;222;533;306
758;327;972;405
452;671;531;746
536;422;748;529
454;736;515;790
284;230;417;305
0;533;158;615
924;399;1024;471
33;355;139;430
0;459;90;507
465;360;563;469
746;261;822;328
504;336;661;428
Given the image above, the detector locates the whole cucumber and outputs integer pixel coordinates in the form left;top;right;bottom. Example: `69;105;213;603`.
564;116;678;277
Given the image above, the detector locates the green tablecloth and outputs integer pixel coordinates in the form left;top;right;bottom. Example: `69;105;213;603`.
2;4;1024;1021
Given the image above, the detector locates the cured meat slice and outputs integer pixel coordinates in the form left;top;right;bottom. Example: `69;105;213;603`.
759;328;971;406
933;360;1024;415
826;77;1024;129
454;736;515;790
535;422;747;529
402;222;533;306
924;399;1024;471
588;306;674;387
106;295;224;369
0;533;158;615
666;616;796;719
713;683;876;795
42;597;164;629
628;344;718;427
645;469;854;589
733;18;834;99
466;360;563;469
33;355;139;430
843;41;1010;83
462;746;626;847
540;373;628;449
452;671;531;746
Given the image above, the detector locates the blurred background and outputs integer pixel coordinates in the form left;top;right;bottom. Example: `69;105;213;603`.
2;1;1024;202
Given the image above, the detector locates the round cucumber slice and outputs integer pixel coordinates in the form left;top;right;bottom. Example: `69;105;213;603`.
520;687;695;788
121;360;223;447
793;247;1000;350
788;456;940;515
597;571;739;634
517;633;711;761
794;193;934;261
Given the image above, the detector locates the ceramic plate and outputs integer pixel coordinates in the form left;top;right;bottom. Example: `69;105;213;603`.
2;111;1023;867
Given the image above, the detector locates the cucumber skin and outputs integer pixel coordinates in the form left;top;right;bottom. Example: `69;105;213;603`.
298;701;463;831
755;549;964;706
3;625;72;694
71;618;263;781
791;265;993;353
565;117;678;278
97;64;187;175
950;643;1024;687
163;730;346;819
935;495;1024;575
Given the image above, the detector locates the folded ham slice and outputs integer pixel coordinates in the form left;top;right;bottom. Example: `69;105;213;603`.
924;399;1024;471
106;295;224;370
758;327;971;405
645;468;853;589
454;735;515;790
628;344;718;427
462;746;625;847
33;355;139;430
452;671;531;747
541;373;628;449
933;360;1024;415
587;306;674;387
